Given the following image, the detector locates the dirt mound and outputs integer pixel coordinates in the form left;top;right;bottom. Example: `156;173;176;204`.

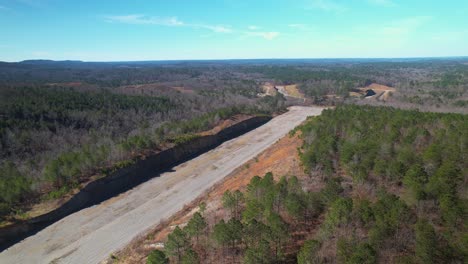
366;83;395;92
350;83;396;102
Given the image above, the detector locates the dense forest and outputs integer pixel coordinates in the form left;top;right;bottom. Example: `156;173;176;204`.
0;58;467;229
152;105;467;263
298;105;467;263
0;83;285;221
242;60;468;109
146;173;324;263
2;59;468;108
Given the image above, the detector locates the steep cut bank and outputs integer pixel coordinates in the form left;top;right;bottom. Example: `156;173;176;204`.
0;115;271;250
0;106;323;264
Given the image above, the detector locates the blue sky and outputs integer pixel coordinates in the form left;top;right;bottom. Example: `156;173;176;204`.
0;0;467;61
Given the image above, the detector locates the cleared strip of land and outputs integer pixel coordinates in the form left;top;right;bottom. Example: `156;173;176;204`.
0;106;323;264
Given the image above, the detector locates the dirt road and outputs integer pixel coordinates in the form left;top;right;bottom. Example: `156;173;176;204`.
0;106;323;264
275;85;304;99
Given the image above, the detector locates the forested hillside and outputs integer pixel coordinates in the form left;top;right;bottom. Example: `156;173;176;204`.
153;105;467;263
298;105;467;263
241;59;468;108
0;84;285;221
2;59;468;110
1;58;467;233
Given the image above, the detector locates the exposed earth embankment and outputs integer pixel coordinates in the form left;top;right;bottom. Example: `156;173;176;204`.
0;116;271;250
0;106;323;264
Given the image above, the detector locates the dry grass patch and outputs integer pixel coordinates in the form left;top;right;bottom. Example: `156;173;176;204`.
284;84;305;98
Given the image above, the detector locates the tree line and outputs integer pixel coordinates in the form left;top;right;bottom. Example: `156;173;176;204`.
0;85;286;221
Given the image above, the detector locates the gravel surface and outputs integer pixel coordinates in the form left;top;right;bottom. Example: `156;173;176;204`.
0;106;323;264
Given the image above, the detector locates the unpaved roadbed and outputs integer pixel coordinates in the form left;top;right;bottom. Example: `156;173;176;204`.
0;106;323;264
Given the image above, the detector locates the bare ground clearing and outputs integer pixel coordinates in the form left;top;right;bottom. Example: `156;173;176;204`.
350;83;396;102
260;82;278;97
276;84;305;99
0;106;323;264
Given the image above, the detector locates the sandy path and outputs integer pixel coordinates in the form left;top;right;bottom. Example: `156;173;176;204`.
0;106;323;264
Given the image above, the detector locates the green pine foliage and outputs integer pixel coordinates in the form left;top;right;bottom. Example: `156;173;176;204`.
0;162;30;218
147;250;169;264
165;226;190;262
185;212;207;243
298;105;467;262
159;105;467;263
297;239;321;264
161;172;329;262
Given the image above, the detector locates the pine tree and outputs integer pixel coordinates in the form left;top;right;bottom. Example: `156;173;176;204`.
165;226;189;262
181;248;200;264
147;250;168;264
415;219;438;263
185;212;207;243
297;240;320;264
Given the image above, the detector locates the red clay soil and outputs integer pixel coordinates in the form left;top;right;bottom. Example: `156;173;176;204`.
110;132;314;263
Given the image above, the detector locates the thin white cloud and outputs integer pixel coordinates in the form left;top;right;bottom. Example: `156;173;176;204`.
196;24;232;33
104;15;234;34
104;14;282;39
245;31;280;40
104;15;184;26
308;0;346;12
368;0;396;7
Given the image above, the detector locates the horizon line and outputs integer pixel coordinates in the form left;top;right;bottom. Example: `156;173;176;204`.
2;55;468;63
